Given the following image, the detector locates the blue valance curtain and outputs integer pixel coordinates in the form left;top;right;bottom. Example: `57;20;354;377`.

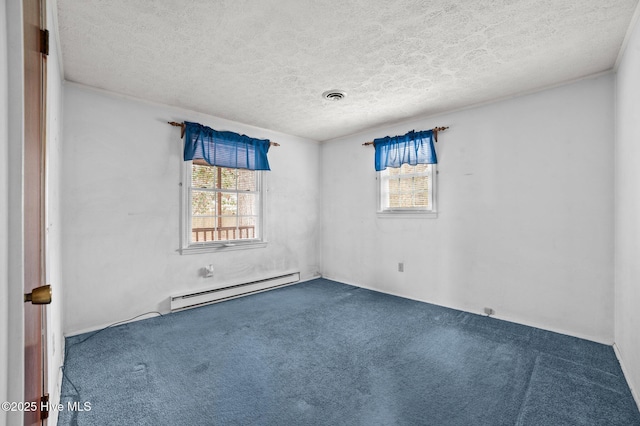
373;129;437;171
183;121;271;171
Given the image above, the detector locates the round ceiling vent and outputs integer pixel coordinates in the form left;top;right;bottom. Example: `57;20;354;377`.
322;90;347;101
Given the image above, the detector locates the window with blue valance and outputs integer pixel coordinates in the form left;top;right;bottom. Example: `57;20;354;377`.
373;129;437;171
183;121;271;171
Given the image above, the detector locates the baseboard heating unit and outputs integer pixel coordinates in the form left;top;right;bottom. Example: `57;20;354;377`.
170;272;300;311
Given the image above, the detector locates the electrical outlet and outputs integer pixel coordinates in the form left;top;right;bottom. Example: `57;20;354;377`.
203;264;214;278
484;307;495;316
398;262;404;272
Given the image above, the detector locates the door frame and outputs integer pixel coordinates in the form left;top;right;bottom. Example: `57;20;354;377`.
22;0;49;424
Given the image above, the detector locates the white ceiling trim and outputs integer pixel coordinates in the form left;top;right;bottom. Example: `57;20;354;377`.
56;0;639;141
324;69;615;145
614;0;640;69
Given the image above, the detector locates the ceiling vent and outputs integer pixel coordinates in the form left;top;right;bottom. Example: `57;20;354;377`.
322;90;347;101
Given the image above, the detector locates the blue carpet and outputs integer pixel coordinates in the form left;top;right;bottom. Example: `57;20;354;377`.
58;279;640;425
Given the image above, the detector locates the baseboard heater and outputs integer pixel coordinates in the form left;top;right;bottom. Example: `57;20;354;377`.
170;272;300;311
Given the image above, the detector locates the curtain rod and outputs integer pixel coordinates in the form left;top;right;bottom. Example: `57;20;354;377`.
168;121;280;146
362;126;449;146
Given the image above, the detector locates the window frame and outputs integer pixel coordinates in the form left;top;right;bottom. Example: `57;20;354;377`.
377;163;438;219
180;160;267;254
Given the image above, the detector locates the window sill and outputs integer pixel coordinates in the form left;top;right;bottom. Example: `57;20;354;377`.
377;211;438;219
179;241;267;255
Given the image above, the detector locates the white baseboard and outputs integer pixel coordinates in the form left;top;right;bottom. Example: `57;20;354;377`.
65;311;165;337
613;343;640;412
320;274;612;345
66;274;323;338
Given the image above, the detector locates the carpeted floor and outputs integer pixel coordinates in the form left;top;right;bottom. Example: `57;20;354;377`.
58;279;640;425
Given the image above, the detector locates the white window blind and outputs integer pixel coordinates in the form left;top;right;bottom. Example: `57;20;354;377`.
379;163;436;214
181;160;265;252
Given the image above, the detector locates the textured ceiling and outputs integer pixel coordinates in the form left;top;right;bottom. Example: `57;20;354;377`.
56;0;638;141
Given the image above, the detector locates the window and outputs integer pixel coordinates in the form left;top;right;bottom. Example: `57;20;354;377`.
378;163;436;215
182;160;265;251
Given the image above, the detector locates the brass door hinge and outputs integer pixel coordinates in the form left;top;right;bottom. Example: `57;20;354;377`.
40;393;49;420
40;29;49;56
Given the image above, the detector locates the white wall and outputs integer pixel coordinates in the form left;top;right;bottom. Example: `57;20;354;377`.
5;0;25;423
1;1;10;423
615;12;640;406
61;85;321;334
322;75;615;344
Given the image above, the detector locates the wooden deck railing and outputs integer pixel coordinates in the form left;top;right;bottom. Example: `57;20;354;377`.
192;226;255;242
